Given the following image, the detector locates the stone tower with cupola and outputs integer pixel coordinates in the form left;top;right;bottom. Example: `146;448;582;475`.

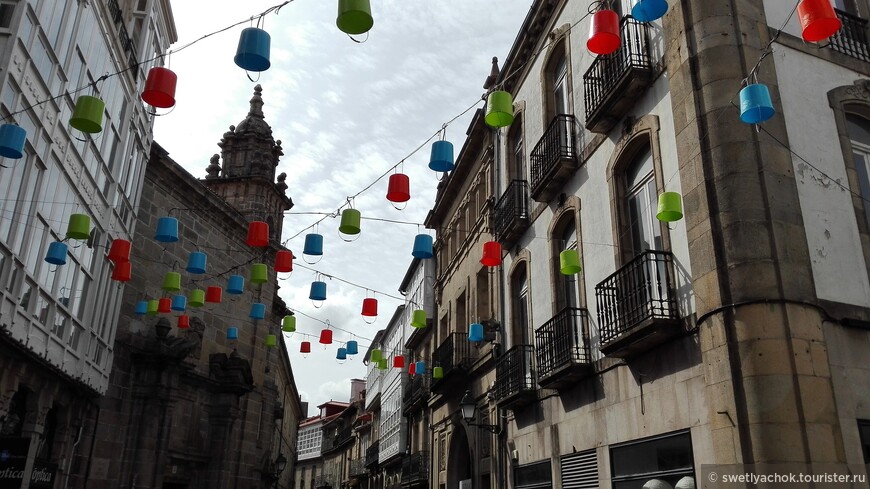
202;84;293;243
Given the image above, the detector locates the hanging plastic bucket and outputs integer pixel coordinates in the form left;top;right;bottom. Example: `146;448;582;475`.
178;315;190;329
227;275;245;294
409;362;417;375
560;249;582;275
371;348;382;362
485;91;514;128
275;250;293;273
393;355;405;368
250;263;268;284
250;302;266;320
412;234;433;259
158;297;172;313
337;0;374;35
300;341;311;353
339;209;361;236
415;361;426;375
282;315;296;332
141;67;178;108
386;173;410;203
107;239;131;263
656;192;684;222
246;221;269;247
112;261;132;282
429;140;455;172
186;251;207;274
227;327;239;340
468;322;484;342
632;0;669;22
162;271;182;292
319;329;333;344
44;241;68;265
234;27;271;72
0;124;26;159
378;358;388;370
155;216;179;242
135;300;148;315
303;233;323;256
147;299;159;316
588;9;621;55
171;294;187;312
361;297;378;318
337;347;348;361
206;286;223;303
481;241;502;267
69;95;105;133
433;366;444;379
739;83;775;124
310;281;327;301
189;289;205;307
265;334;277;348
799;0;842;42
411;309;427;329
66;214;91;240
346;340;358;355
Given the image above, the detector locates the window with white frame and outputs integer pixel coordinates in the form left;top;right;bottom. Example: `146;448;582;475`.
845;113;870;231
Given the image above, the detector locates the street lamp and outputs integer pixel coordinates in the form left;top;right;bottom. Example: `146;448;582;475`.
459;390;500;434
271;453;287;488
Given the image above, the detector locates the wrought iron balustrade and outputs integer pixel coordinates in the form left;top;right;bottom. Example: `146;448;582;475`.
494;344;536;409
493;179;531;244
431;332;480;390
829;9;870;62
349;458;367;477
401;451;429;487
534;307;592;388
314;473;334;489
365;441;380;468
529;115;579;201
403;373;430;412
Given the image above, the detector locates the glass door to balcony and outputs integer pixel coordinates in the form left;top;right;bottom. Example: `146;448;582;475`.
552;57;573;154
835;0;859;15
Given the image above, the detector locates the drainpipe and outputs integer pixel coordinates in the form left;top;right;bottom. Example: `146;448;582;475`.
63;424;83;489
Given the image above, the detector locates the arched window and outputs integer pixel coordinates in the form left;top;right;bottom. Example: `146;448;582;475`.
508;114;525;181
554;217;580;311
510;263;531;345
845;113;870;231
624;144;662;257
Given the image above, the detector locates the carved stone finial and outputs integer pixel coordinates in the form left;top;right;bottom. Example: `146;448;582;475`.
206;154;222;179
484;57;500;90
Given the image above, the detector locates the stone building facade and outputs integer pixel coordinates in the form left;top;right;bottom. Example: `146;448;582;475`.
71;85;302;489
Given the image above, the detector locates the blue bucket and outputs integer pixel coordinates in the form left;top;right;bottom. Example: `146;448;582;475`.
250;302;266;320
468;322;484;342
309;281;327;301
412;234;433;259
44;241;68;265
227;274;245;294
415;361;426;375
631;0;668;22
155;216;179;242
739;83;775;124
346;340;359;355
336;347;348;361
0;124;26;159
234;27;271;72
186;251;207;274
303;233;323;256
135;300;148;315
429;140;455;172
171;294;187;312
227;327;239;340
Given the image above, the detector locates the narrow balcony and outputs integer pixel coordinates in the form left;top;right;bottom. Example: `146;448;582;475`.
431;332;480;393
530;115;580;202
349;458;368;478
365;441;380;469
314;474;334;489
829;9;870;62
403;373;430;414
583;17;652;134
493;179;531;246
494;345;537;410
401;451;429;488
534;307;593;389
595;250;681;358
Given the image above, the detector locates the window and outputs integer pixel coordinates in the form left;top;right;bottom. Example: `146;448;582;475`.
555;217;580;310
0;3;15;30
625;145;662;257
835;0;860;15
514;460;552;489
859;419;870;464
845;113;870;231
511;264;531;344
509;116;526;181
611;431;694;489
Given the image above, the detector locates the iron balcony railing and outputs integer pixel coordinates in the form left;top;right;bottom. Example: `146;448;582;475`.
493;179;531;245
583;17;652;130
829;9;870;62
403;373;430;412
529;115;579;198
314;473;334;489
107;0;140;80
494;345;536;406
349;458;367;477
595;250;679;346
401;451;429;486
431;332;480;389
365;441;380;468
534;307;592;381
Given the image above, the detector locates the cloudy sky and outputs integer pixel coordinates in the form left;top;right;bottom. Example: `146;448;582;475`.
153;0;532;415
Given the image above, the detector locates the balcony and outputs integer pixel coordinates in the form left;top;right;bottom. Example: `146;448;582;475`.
349;458;368;478
534;307;593;389
321;425;354;454
401;451;429;488
431;332;480;392
595;250;681;358
493;180;531;245
403;373;430;414
314;474;334;489
583;17;652;134
107;0;140;80
529;115;580;202
365;441;380;469
829;9;870;62
494;345;537;410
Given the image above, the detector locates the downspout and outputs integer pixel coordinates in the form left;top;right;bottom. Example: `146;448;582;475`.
82;405;100;489
63;424;83;489
493;123;510;489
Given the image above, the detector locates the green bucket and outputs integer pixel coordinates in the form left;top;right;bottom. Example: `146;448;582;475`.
337;0;374;35
69;95;105;134
162;272;181;292
250;263;268;284
339;208;361;235
282;315;296;332
189;289;205;307
485;91;514;128
559;249;582;275
66;213;91;240
411;309;427;328
656;192;683;222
